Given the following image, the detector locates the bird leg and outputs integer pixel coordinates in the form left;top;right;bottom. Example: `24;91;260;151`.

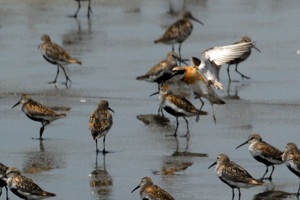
261;165;269;180
102;136;108;154
73;0;81;18
87;0;92;18
267;165;275;181
227;64;232;82
211;104;217;125
235;64;250;80
167;117;179;137
196;97;204;122
59;65;72;87
238;188;241;200
49;65;60;84
231;188;235;200
180;117;189;137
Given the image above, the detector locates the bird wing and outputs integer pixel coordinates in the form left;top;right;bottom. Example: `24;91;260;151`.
142;185;175;200
10;175;45;196
256;142;283;164
202;42;254;66
221;161;256;184
23;100;62;118
40;42;72;63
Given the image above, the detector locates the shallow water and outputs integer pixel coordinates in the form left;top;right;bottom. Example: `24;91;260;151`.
0;0;300;199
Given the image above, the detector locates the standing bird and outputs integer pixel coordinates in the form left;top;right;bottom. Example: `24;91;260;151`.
282;143;300;197
136;52;183;88
208;154;264;200
72;0;92;18
197;40;257;90
12;94;66;140
227;36;261;82
2;167;56;200
236;133;283;180
38;34;82;87
158;84;207;137
89;100;114;154
0;163;9;200
154;10;203;59
171;65;225;124
131;177;174;200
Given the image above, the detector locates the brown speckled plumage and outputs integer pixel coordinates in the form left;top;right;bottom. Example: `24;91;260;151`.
12;94;66;140
131;177;174;200
89;100;114;154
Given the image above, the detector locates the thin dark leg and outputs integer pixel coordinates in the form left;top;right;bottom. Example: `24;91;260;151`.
178;43;182;61
235;64;250;80
211;104;216;125
227;64;232;82
261;165;269;180
238;188;241;200
231;188;235;200
73;1;81;18
172;44;174;52
95;139;99;153
5;186;8;200
102;136;107;154
39;126;45;140
268;165;275;180
59;65;72;87
180;117;189;137
87;0;92;18
49;65;60;84
196;97;204;122
169;117;179;137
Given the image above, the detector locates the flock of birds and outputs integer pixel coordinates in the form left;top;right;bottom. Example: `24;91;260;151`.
0;1;299;200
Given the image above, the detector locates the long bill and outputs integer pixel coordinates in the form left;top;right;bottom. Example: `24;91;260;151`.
108;107;115;113
253;46;261;52
191;15;204;25
12;100;21;109
208;161;217;169
236;140;248;149
149;91;159;97
131;185;140;193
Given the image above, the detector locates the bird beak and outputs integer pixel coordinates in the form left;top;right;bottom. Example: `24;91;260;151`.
208;161;217;169
131;185;140;193
190;15;204;25
191;57;201;66
236;140;248;149
149;91;159;97
253;46;261;52
12;100;21;109
108;107;115;113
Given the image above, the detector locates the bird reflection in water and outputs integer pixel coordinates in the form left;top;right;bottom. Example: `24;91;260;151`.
89;154;113;199
136;114;170;126
253;190;294;200
226;82;240;100
153;137;207;176
22;141;65;174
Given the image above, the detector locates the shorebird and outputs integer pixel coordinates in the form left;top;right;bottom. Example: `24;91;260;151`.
227;36;261;82
154;10;203;59
0;163;8;200
131;177;174;200
89;100;114;154
12;94;66;140
209;154;264;200
72;0;92;18
38;34;82;87
197;40;257;90
136;52;183;88
2;167;55;200
282;143;300;197
236;133;283;180
158;84;207;137
171;65;225;124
